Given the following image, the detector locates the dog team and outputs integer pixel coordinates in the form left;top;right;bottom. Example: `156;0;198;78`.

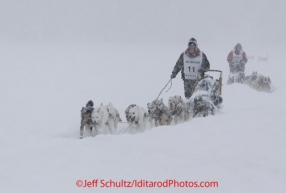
80;95;202;139
228;71;272;92
80;64;224;139
226;43;271;92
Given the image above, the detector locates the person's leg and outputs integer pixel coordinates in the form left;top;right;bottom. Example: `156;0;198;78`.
227;67;234;84
184;80;196;99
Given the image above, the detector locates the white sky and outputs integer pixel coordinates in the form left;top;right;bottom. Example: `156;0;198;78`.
0;0;285;45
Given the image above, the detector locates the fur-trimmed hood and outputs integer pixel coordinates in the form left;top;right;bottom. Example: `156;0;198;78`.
188;38;198;48
187;38;200;58
185;47;201;58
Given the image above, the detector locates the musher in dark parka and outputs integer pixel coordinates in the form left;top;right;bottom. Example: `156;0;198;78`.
170;38;210;99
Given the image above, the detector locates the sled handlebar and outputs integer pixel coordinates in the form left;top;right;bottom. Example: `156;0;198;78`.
207;69;222;73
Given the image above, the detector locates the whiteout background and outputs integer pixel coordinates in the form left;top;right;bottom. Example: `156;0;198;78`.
0;0;285;192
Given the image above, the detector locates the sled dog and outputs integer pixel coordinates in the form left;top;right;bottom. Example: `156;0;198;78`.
244;71;258;85
125;104;138;126
168;95;189;124
126;105;148;132
147;102;155;127
193;95;216;117
148;98;172;127
92;103;121;135
244;71;271;92
80;100;94;139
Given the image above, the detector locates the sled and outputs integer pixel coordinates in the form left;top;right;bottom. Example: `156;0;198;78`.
192;69;223;97
188;69;223;117
208;69;223;96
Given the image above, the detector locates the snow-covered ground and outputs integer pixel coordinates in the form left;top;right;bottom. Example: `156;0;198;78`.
0;42;285;193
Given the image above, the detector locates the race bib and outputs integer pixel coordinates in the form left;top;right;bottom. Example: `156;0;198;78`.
232;52;242;66
184;61;201;79
183;52;203;80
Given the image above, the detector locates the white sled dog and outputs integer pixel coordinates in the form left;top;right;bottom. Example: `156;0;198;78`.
126;105;148;132
244;71;271;92
147;102;155;127
168;95;189;124
147;98;172;127
92;103;121;135
125;104;138;126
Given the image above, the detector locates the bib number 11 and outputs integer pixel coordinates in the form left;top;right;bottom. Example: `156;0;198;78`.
188;66;195;72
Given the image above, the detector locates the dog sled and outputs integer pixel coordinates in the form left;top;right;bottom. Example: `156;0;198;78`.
187;70;223;117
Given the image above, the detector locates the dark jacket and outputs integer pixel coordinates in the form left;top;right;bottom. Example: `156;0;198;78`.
171;48;210;81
